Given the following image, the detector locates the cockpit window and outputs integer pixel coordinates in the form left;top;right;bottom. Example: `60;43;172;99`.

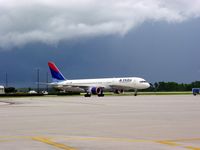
140;80;147;83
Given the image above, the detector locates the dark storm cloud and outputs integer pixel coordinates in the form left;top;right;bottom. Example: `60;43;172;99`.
0;0;200;49
0;19;200;87
0;0;200;87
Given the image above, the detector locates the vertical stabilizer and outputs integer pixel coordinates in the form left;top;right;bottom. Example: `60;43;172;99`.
48;61;66;81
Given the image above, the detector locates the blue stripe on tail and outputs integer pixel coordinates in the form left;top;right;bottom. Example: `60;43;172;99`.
48;62;66;81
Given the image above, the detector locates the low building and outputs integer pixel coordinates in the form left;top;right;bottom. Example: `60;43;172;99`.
28;90;37;94
0;86;5;94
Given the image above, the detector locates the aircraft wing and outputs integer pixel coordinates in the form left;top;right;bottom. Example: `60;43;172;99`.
109;85;132;90
62;84;108;91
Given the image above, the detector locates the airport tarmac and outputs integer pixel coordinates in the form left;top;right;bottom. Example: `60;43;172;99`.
0;95;200;150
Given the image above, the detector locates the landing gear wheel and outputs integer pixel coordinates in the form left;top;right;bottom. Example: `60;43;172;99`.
98;94;104;97
134;89;138;96
84;93;91;97
114;89;120;94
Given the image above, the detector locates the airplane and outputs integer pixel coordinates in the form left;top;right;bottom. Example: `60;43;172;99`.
48;61;150;97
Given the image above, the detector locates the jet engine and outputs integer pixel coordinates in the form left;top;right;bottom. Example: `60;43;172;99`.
89;87;103;95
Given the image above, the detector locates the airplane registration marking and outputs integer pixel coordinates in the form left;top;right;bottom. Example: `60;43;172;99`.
119;79;132;82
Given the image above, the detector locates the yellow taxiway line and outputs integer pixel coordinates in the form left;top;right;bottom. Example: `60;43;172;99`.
155;139;200;150
0;136;200;150
32;137;76;150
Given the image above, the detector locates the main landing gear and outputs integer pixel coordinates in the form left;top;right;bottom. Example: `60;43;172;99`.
84;93;104;97
97;94;104;97
114;89;124;94
84;93;91;97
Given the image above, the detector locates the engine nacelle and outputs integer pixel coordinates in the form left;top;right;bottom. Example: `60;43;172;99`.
89;87;103;95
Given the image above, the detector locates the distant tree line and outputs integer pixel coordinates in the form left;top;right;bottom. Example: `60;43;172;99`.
142;81;200;92
3;81;200;93
5;87;17;93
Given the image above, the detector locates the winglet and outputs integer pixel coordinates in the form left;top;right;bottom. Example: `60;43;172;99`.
48;61;66;81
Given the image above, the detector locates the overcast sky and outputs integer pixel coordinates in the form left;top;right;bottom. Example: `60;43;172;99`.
0;0;200;87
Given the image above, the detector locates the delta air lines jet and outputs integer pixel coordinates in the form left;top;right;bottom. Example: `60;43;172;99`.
48;62;150;97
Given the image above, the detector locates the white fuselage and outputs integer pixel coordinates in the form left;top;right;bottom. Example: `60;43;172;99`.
51;77;150;92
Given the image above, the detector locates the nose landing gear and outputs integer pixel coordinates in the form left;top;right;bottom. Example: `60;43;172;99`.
134;89;138;96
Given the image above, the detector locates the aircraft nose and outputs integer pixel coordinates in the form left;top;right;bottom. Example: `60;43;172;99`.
146;83;150;88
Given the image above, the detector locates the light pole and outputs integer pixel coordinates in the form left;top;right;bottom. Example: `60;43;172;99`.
37;68;40;94
5;72;8;88
46;72;48;92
